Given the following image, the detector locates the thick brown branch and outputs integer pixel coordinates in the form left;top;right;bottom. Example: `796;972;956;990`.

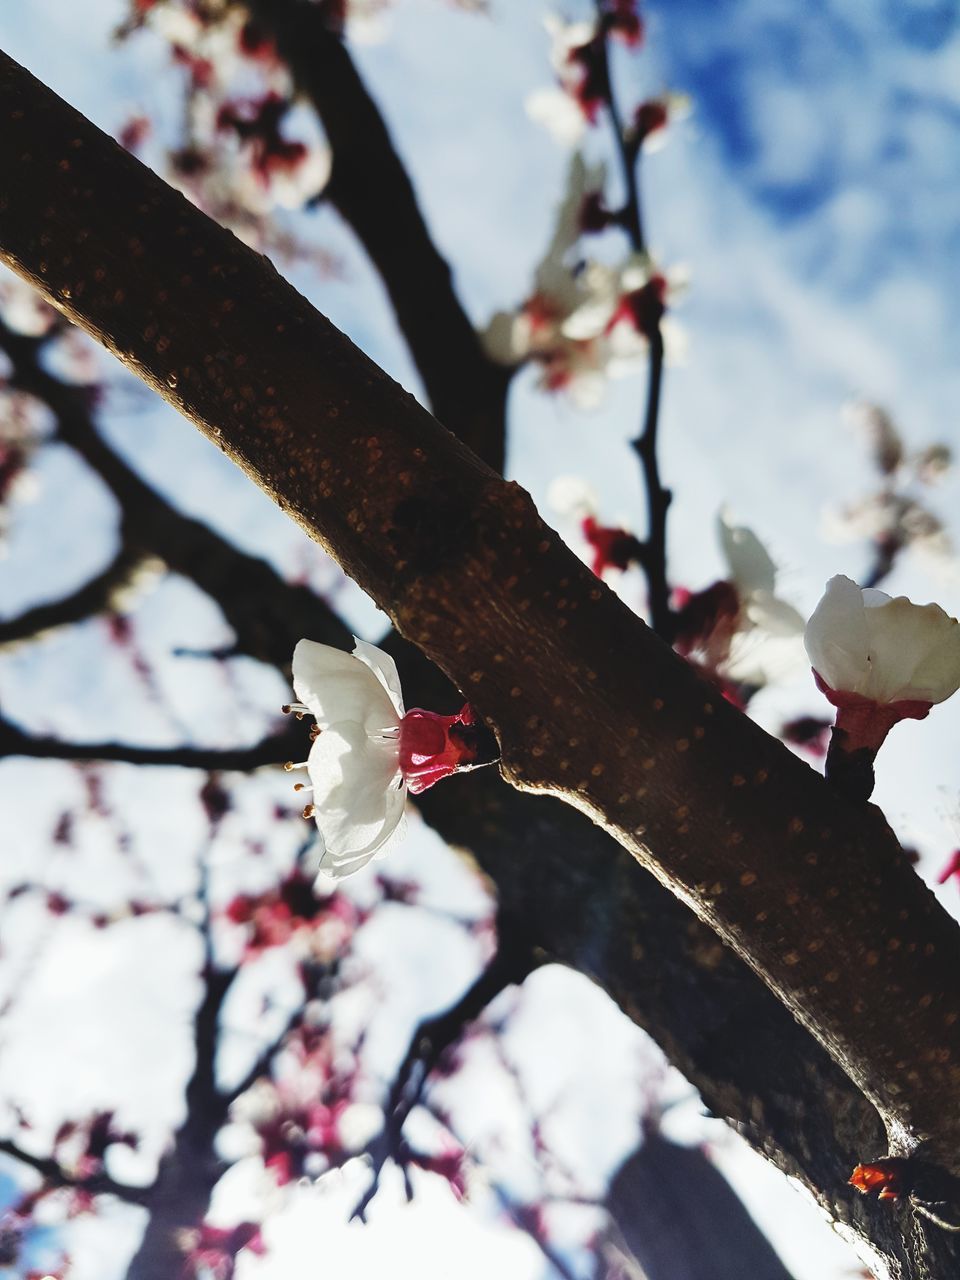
244;0;511;473
3;53;960;1267
0;713;301;770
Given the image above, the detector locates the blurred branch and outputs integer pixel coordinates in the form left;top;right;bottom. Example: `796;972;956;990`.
0;317;349;669
244;0;512;473
224;1002;305;1107
0;713;302;770
0;1136;150;1206
0;540;148;648
124;959;237;1280
353;921;539;1220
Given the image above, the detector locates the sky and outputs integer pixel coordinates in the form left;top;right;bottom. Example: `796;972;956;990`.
3;0;960;1277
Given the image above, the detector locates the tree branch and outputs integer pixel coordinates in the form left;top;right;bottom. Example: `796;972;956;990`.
0;713;301;770
123;940;237;1278
3;314;883;1258
3;51;960;1271
0;1136;150;1206
0;316;349;670
353;919;539;1219
593;10;672;638
0;540;149;647
244;0;512;473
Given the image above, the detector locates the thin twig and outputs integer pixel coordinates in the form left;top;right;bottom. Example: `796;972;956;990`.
352;926;539;1220
594;1;673;639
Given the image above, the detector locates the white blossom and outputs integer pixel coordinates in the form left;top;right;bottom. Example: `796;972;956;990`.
713;512;805;686
804;575;960;706
290;638;406;880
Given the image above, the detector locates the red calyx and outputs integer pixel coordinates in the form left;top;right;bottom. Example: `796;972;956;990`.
813;671;933;754
937;849;960;886
399;705;478;796
607;275;668;338
568;37;607;122
635;98;668;141
216;94;307;181
582;515;641;576
600;0;644;46
850;1159;909;1201
579;191;614;234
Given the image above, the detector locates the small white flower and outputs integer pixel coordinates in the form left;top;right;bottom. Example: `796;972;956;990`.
804;575;960;707
289;638;406;880
287;640;483;881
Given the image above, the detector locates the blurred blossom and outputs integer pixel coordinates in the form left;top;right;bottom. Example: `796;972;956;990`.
121;0;333;245
526;4;647;145
629;92;693;153
0;273;59;338
826;402;953;577
547;475;642;577
484;158;686;405
674;512;805;690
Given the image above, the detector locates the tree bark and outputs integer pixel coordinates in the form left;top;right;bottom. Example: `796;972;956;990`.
2;49;960;1276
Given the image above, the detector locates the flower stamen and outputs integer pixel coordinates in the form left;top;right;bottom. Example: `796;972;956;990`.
283;760;309;771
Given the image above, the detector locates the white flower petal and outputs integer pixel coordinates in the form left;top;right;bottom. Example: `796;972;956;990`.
306;722;405;877
526;88;587;147
718;512;777;596
803;575;873;693
745;591;805;638
547;475;597;517
351;637;405;719
804;574;960;704
862;596;960;702
482;310;527;362
724;629;806;686
561;299;613;341
292;639;401;734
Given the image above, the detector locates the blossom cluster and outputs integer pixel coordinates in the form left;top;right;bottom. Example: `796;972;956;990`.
118;0;332;248
825;402;952;578
525;5;688;148
483;157;686;406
